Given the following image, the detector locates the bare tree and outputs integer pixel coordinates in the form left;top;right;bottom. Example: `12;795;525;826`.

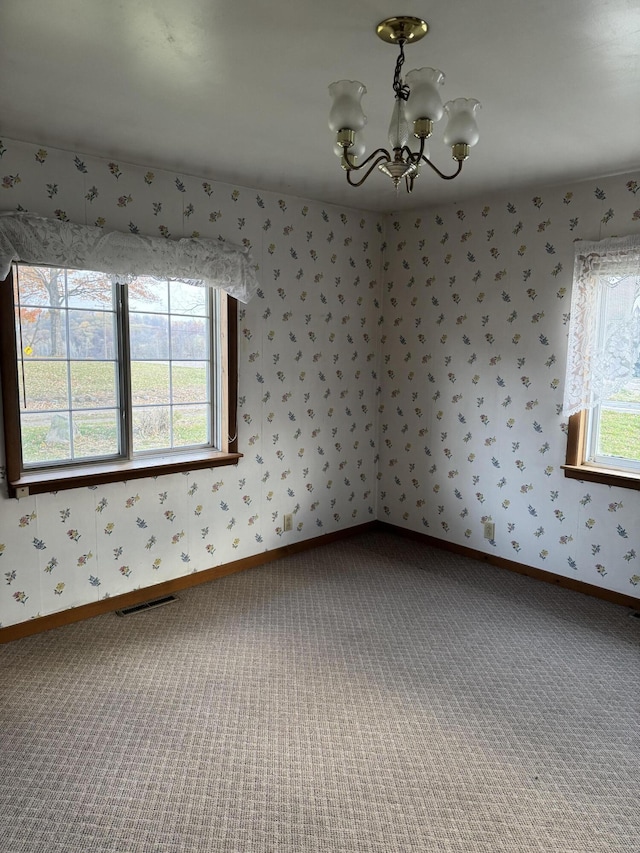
17;266;157;356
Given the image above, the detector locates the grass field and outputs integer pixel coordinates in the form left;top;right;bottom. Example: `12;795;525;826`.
20;360;210;463
22;360;208;408
598;409;640;461
18;360;640;467
600;380;640;462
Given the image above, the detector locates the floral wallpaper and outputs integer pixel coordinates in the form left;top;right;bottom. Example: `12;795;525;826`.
380;172;640;598
1;136;638;631
0;138;382;628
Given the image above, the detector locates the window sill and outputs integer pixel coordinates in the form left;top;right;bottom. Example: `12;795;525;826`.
562;463;640;491
564;411;640;491
8;450;243;498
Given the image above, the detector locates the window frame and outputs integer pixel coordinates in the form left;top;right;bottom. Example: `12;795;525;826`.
563;411;640;491
563;261;640;492
0;266;241;497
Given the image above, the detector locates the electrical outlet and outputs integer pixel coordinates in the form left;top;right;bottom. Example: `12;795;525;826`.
483;521;495;540
283;513;293;532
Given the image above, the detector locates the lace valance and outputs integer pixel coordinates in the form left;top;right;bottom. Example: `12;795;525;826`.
0;213;259;303
563;235;640;416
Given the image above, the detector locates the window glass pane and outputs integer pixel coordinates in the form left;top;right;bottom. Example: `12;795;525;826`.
129;286;213;455
132;406;171;452
169;282;208;317
597;407;640;461
70;362;118;410
21;411;73;465
16;266;64;307
171;361;209;404
21;408;121;466
71;410;120;458
66;270;114;309
173;404;209;447
171;317;208;359
608;373;640;404
128;278;169;313
594;374;640;466
586;272;640;473
15;265;122;468
130;361;170;407
17;306;67;358
68;310;116;359
129;313;169;359
20;361;69;411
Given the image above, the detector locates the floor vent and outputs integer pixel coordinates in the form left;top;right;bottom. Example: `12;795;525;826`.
115;594;178;617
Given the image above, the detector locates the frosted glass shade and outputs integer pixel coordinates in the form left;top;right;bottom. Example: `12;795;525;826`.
405;68;445;123
443;98;481;147
328;80;367;132
388;98;410;149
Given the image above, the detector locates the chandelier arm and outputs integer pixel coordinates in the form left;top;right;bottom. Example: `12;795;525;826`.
343;146;392;172
346;155;394;187
402;136;427;164
417;155;464;180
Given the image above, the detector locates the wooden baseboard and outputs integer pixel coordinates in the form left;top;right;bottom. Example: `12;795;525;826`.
377;521;640;610
0;521;377;644
3;518;637;643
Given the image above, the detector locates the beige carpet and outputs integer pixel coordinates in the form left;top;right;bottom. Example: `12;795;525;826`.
0;531;638;852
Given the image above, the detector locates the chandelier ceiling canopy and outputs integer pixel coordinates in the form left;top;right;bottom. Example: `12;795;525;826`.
328;16;481;194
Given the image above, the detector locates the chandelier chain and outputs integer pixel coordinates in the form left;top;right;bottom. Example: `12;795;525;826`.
392;40;410;101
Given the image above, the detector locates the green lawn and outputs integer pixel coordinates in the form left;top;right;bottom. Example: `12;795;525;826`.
21;360;210;463
601;380;640;461
20;359;640;467
598;409;640;461
22;360;207;408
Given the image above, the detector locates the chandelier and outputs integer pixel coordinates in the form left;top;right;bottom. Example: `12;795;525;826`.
328;16;481;193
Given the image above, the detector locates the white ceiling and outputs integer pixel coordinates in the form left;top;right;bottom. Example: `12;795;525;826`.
2;0;640;213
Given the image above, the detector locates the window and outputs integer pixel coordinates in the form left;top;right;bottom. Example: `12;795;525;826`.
563;236;640;490
0;264;239;496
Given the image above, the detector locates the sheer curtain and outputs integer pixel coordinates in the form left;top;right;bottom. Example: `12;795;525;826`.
563;234;640;416
0;212;259;303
